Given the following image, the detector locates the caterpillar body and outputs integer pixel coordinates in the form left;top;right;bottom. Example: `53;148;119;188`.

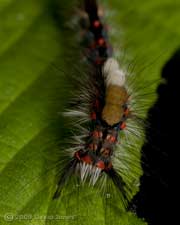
54;0;145;208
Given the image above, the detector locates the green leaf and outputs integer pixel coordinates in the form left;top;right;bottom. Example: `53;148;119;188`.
0;0;179;224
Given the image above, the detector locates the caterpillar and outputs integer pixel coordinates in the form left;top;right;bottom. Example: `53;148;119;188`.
53;0;147;210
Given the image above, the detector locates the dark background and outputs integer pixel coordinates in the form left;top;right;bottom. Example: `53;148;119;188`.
131;49;180;225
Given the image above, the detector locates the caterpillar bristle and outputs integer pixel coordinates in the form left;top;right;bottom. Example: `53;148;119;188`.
53;158;78;199
105;168;128;201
